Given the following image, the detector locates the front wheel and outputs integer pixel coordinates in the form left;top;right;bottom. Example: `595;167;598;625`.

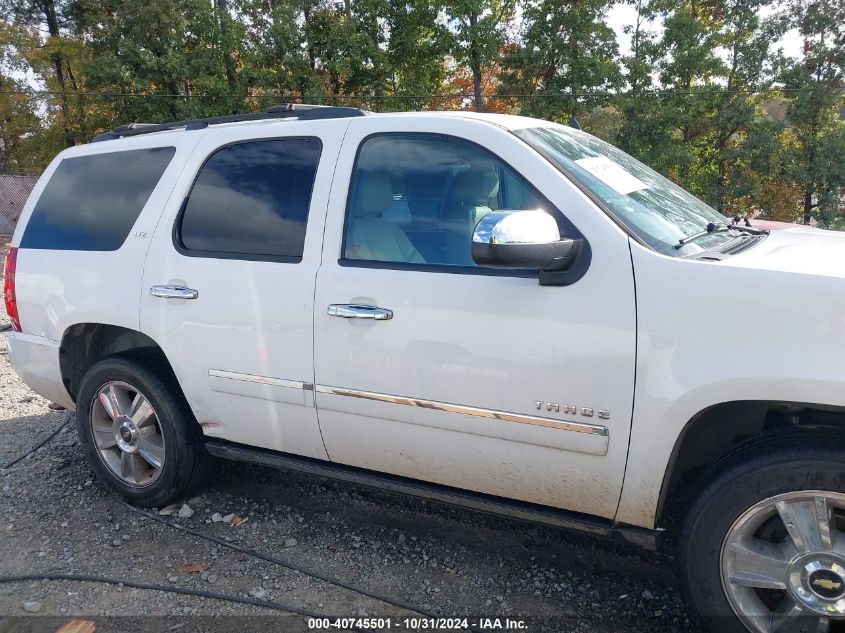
682;431;845;633
76;351;213;507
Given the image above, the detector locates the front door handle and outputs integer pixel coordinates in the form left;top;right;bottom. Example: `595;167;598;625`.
327;304;393;320
150;285;199;300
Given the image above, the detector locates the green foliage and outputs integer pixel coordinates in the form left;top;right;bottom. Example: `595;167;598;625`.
443;0;515;110
0;0;844;228
500;0;621;121
72;0;238;121
777;0;845;226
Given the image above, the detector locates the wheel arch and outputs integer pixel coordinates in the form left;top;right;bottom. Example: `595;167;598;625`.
656;399;845;527
58;323;177;403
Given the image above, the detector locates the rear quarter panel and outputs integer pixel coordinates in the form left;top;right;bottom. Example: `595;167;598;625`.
12;135;203;342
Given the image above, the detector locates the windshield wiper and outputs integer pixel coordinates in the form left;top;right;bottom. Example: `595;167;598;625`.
675;221;767;249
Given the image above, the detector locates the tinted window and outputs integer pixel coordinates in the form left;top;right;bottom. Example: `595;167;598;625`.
21;147;175;251
178;138;321;261
343;134;556;268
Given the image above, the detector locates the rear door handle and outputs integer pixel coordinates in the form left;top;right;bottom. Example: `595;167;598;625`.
150;285;199;300
327;304;393;320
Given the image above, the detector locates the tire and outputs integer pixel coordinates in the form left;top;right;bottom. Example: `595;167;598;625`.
76;350;214;507
681;428;845;633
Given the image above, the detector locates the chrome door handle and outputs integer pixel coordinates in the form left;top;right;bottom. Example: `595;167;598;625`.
327;304;393;320
150;285;198;300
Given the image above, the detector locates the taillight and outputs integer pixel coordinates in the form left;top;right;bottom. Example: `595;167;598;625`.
3;247;20;332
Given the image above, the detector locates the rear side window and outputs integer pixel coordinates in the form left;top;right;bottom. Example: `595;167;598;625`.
21;147;175;251
177;138;322;262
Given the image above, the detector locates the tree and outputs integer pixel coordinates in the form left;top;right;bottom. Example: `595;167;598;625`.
436;44;517;112
383;0;449;110
616;0;786;219
646;0;724;186
1;0;85;146
500;0;620;123
615;0;671;164
443;0;514;111
0;23;42;169
239;0;319;101
73;0;234;122
778;0;845;226
216;0;238;97
673;0;785;213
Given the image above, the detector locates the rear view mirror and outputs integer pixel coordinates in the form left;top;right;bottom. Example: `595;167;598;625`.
471;210;583;279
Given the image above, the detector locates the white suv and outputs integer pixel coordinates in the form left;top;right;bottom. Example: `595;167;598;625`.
6;104;845;632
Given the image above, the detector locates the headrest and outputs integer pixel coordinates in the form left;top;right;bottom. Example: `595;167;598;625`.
450;167;500;206
352;171;393;216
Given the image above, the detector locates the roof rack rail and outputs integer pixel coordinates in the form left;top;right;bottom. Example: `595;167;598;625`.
91;103;366;142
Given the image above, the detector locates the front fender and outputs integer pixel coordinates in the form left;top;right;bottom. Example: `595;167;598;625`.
616;240;845;528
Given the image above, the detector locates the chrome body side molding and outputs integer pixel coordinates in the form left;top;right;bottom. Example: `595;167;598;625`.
314;385;608;436
208;369;313;391
207;369;315;407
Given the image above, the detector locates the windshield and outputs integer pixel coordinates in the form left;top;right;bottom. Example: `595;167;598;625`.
515;126;738;256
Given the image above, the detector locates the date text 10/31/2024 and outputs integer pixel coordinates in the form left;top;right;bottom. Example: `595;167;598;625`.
308;617;529;630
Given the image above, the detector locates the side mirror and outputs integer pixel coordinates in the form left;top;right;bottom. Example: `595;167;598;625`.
471;210;582;274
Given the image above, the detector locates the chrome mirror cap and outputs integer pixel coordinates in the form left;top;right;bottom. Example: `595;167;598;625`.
472;209;561;245
471;209;580;274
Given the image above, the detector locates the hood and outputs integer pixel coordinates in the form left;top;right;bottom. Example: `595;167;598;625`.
727;227;845;278
748;219;819;232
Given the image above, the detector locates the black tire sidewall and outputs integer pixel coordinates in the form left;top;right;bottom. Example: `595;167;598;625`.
76;352;204;507
683;446;845;632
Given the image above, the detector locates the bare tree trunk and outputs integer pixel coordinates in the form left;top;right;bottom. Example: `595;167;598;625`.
468;13;483;112
370;13;384;99
803;106;819;224
802;190;814;225
630;1;642;96
217;0;238;99
42;0;74;147
303;6;317;72
64;63;90;142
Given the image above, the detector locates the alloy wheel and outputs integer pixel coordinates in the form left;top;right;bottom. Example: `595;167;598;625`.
89;380;165;487
721;490;845;632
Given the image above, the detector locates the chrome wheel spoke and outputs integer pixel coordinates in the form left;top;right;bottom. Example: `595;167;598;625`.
137;436;164;469
727;539;790;590
92;425;117;450
120;451;145;484
815;498;834;550
776;498;833;554
769;598;808;633
98;385;123;420
129;393;155;428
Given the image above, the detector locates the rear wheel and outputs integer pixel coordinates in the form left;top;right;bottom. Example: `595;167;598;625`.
683;431;845;633
76;351;213;507
89;380;167;487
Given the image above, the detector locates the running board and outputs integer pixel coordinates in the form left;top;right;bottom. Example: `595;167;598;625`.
204;440;661;550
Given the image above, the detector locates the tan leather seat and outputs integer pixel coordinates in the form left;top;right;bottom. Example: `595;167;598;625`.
345;172;425;264
443;166;500;265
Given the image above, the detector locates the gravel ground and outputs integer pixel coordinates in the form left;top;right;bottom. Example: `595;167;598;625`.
0;239;700;632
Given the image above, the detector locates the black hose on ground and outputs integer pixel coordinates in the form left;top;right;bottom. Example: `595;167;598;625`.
0;414;72;470
2;420;466;628
0;572;328;618
122;501;441;619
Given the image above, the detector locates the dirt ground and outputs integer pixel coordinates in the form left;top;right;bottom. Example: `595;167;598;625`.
0;239;700;633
